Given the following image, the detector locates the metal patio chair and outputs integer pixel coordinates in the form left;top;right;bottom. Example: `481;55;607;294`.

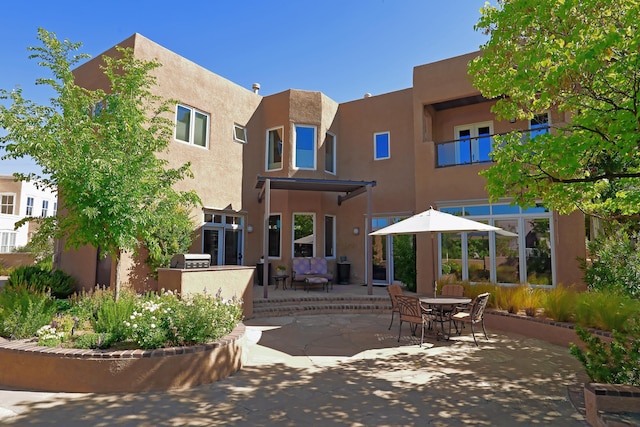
395;295;434;347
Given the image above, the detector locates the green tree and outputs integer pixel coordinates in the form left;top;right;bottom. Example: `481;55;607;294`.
469;0;640;222
0;29;200;297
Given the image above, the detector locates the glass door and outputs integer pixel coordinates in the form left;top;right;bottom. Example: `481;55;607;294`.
224;229;243;265
204;228;222;265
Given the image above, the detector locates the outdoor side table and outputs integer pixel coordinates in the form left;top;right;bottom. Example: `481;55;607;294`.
273;274;289;290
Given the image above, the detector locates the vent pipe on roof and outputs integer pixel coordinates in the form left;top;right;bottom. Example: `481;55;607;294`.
252;83;261;94
364;93;372;98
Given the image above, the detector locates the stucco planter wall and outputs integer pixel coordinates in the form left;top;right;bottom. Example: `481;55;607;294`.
0;323;245;393
484;310;612;348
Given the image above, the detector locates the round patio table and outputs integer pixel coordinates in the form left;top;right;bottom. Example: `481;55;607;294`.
420;297;472;340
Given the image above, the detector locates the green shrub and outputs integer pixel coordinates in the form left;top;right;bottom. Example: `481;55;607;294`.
581;228;640;299
574;290;640;332
570;320;640;386
0;286;56;339
542;285;577;322
6;266;76;299
124;290;243;349
393;235;416;292
91;290;135;342
72;332;118;349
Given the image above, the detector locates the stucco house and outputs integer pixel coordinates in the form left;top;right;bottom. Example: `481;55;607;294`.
58;34;586;296
0;175;57;256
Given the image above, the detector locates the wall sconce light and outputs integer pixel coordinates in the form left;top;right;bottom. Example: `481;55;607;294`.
353;227;360;235
247;225;253;233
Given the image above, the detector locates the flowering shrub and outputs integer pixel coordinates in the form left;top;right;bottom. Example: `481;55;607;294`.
36;324;65;346
123;289;243;349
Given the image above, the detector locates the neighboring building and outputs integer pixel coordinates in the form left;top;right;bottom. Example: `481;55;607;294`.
0;175;57;253
61;34;586;295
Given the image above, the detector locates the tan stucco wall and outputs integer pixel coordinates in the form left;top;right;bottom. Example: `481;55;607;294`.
0;324;245;393
157;266;254;319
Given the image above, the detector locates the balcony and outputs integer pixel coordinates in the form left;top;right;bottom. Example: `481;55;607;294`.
435;127;549;168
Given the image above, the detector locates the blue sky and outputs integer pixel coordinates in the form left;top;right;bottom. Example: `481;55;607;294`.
0;0;489;175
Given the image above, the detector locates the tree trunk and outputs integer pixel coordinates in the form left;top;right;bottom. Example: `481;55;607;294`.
114;249;122;301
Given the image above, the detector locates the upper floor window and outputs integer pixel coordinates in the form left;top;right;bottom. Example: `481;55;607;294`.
234;124;247;144
324;132;336;174
0;194;15;215
266;127;283;171
294;125;316;169
26;197;34;216
530;113;550;138
53;202;57;217
41;200;49;217
437;122;493;167
374;132;390;160
175;104;209;148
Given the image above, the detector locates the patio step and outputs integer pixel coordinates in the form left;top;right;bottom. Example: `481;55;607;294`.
252;294;391;318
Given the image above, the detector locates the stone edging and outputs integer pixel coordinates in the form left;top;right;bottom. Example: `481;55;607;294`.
0;323;246;393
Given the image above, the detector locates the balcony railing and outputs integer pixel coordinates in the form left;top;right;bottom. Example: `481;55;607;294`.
435;127;549;168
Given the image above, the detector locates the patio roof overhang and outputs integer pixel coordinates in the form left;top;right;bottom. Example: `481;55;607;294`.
255;176;376;205
255;176;377;298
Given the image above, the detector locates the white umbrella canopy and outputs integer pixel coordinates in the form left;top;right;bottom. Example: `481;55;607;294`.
293;234;314;244
369;208;516;295
370;208;516;236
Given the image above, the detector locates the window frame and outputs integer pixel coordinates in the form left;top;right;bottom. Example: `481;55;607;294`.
292;212;316;258
25;196;34;216
268;213;282;258
324;215;336;259
174;104;210;148
41;200;49;217
373;132;391;160
0;193;15;215
453;121;493;164
294;124;317;170
233;123;247;144
529;112;550;138
324;132;336;174
0;231;17;253
265;126;284;171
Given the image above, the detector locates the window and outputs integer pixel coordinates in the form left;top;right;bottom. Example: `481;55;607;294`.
266;127;283;171
53;202;57;217
324;215;335;258
268;214;282;258
233;124;247;144
0;231;16;253
1;194;15;215
437;122;493;167
439;203;554;286
374;132;390;160
294;125;316;169
324;132;336;174
529;113;550;138
26;197;34;216
41;200;49;217
293;213;315;257
175;104;209;148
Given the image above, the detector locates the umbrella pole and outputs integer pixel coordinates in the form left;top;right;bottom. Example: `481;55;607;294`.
431;233;437;297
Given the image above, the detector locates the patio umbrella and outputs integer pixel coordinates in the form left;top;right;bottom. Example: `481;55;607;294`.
369;207;516;294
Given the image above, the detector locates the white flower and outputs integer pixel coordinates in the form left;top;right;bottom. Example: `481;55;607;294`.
150;323;156;328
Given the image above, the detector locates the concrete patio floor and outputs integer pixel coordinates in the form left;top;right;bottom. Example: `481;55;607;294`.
0;311;588;426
